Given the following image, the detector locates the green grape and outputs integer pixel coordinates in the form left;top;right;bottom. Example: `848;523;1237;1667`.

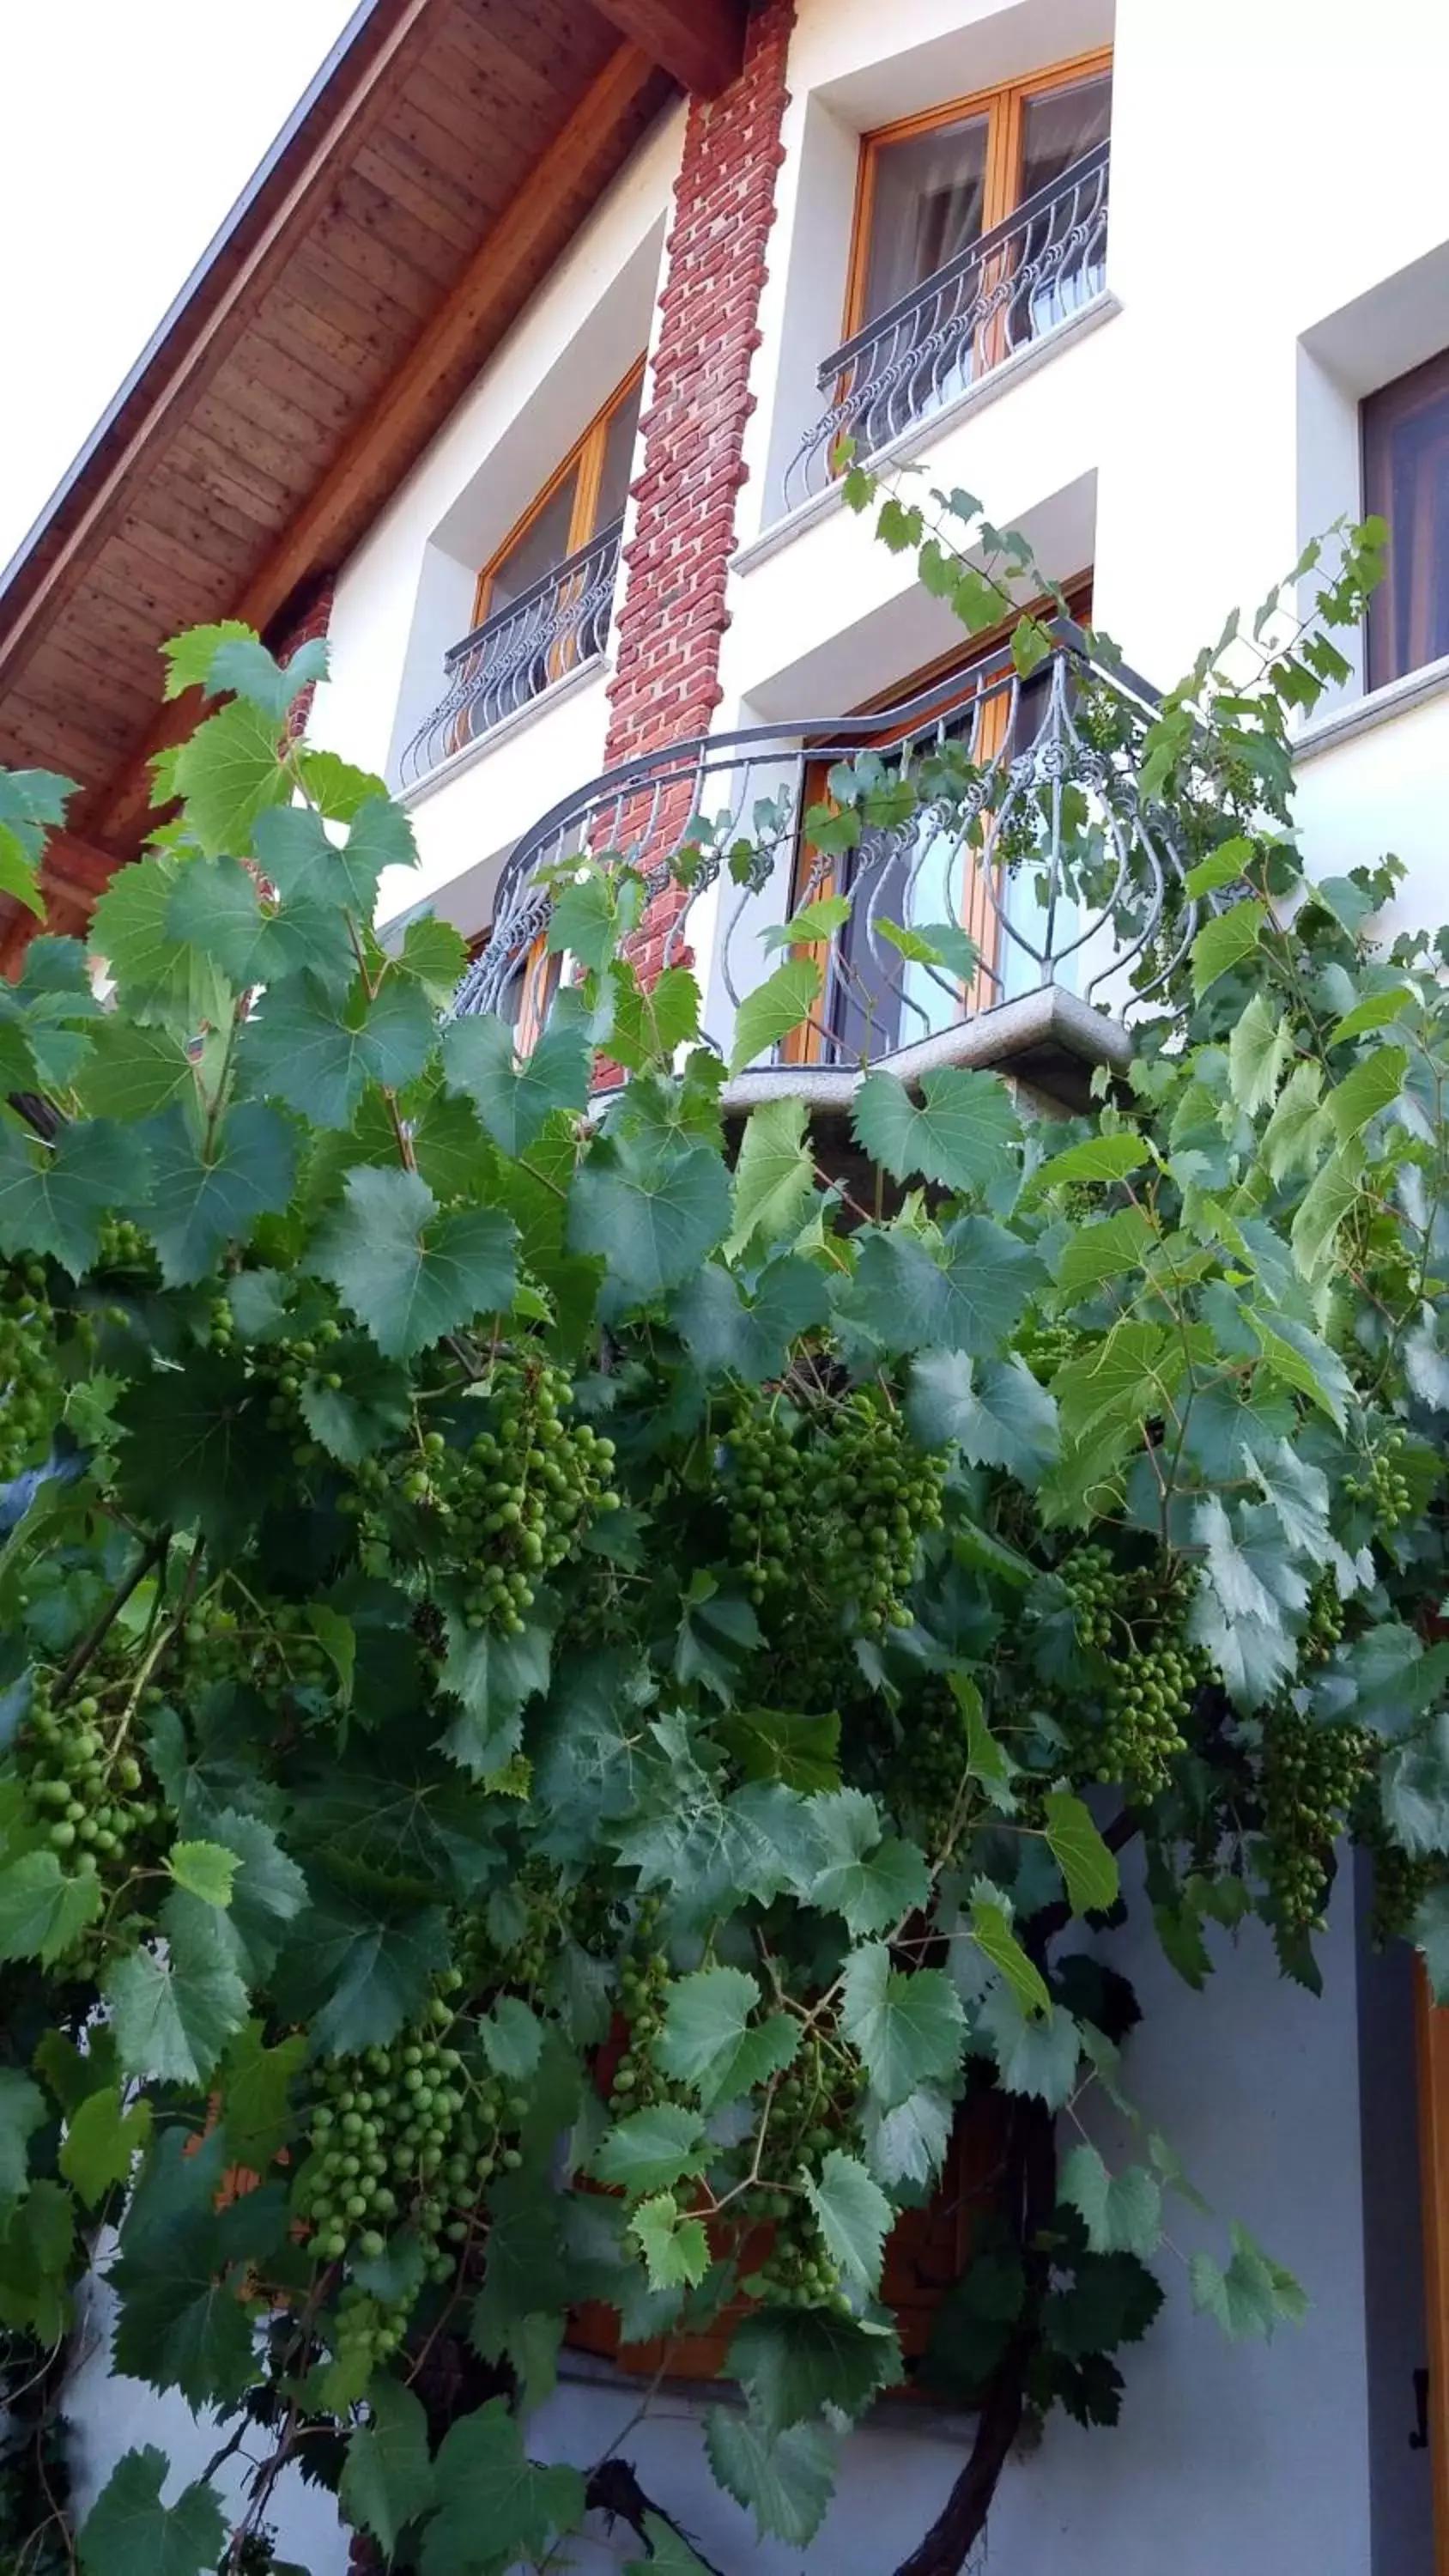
1344;1426;1414;1534
93;1216;161;1287
1297;1579;1344;1671
13;1665;165;1929
1056;1556;1203;1801
1058;1545;1119;1649
720;1394;806;1607
176;1590;335;1717
810;1389;948;1636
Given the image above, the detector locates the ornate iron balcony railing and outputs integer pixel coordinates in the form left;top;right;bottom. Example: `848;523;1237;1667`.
784;143;1110;510
400;515;623;787
452;631;1207;1070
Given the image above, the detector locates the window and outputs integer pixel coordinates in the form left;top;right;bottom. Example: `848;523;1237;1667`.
402;361;646;782
786;57;1111;507
1363;349;1449;692
785;583;1092;1065
847;55;1112;340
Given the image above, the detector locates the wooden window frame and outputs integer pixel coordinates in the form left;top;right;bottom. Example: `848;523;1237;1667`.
1362;346;1449;696
843;47;1113;343
783;578;1093;1065
470;355;646;630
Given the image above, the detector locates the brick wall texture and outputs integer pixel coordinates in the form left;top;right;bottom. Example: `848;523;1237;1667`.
603;0;795;995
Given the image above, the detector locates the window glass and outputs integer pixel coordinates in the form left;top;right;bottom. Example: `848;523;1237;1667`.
596;374;644;528
1019;72;1112;204
486;471;579;619
862;114;990;324
1364;355;1449;690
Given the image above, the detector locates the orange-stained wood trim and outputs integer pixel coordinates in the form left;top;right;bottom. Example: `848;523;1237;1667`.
843;46;1113;339
0;0;443;703
589;0;745;98
93;49;659;854
1418;1964;1449;2575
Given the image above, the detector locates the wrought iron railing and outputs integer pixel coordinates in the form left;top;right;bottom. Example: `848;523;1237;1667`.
783;143;1110;510
400;515;623;787
452;632;1209;1069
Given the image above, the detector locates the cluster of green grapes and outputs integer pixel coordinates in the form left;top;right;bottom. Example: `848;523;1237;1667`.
1019;1318;1077;1386
1260;1709;1374;1931
854;1681;969;1856
740;2032;862;2313
300;1988;529;2361
94;1216;159;1285
610;1905;670;2113
1296;1580;1345;1671
1091;1634;1202;1800
812;1393;947;1635
1345;1427;1413;1533
15;1668;164;1921
175;1595;335;1712
1059;1545;1119;1649
0;1259;61;1481
1355;1801;1440;1946
349;1360;618;1633
721;1397;805;1607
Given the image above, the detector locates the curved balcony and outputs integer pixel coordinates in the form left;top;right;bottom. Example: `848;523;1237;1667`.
452;632;1206;1081
783;143;1110;511
400;516;623;788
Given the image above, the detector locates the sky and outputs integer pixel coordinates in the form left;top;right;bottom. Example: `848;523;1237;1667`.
0;0;361;573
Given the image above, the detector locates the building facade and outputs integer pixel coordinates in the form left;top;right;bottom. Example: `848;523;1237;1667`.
9;0;1449;2568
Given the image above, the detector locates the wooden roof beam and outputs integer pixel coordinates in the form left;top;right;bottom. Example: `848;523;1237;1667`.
589;0;745;98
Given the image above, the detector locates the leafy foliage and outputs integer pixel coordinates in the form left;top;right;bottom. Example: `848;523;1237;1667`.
0;495;1426;2576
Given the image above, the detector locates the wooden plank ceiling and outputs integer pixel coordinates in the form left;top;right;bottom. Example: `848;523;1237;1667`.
0;0;743;963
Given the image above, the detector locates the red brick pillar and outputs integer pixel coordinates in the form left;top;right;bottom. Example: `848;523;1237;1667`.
269;572;336;744
603;0;795;993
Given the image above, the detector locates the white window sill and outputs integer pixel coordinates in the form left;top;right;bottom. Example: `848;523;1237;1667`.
1294;649;1449;762
398;653;609;811
734;290;1123;577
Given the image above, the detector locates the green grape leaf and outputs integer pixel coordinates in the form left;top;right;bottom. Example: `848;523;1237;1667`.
977;1983;1080;2107
78;2445;226;2576
840;1945;965;2108
0;1851;103;1966
729;957;822;1072
840;1219;1040;1358
802;2148;893;2291
623;2516;718;2576
299;1334;414;1466
1044;2250;1165;2359
761;892;853;951
567;1133;731;1305
240;971;435;1128
1189;2225;1307;2338
672;1254;828;1383
1059;2144;1163;2258
167;851;355;997
310;1165;518;1358
907;1350;1058;1481
546;872;624;970
1052;1206;1155;1305
208;632;328;721
704;2410;836;2547
58;2084;152;2207
88;854;233;1032
0;1117;152;1277
861;2085;953;2190
1190;898;1268;999
252;797;415;917
1043;1791;1120;1916
142;1101;297;1285
969;1887;1051;2018
72;1017;197;1122
628;2190;711;2290
478;1996;543;2081
110;2129;284;2405
1382;1715;1449;1856
114;1355;276;1552
340;2379;436;2558
803;1789;930;1938
215;2021;306;2172
419;2399;584;2576
0;2069;46;2201
165;1841;239;1908
169;696;290;857
441;1012;591;1157
1029;1133;1149;1192
724;1094;817;1257
209;1810;309;1977
271;1893;451;2057
727;2306;901;2433
592;2104;712;2195
1326;1044;1408;1142
105;1893;250;2084
1227;989;1292;1114
654;1965;799;2109
852;1066;1019;1194
161;620;256;699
